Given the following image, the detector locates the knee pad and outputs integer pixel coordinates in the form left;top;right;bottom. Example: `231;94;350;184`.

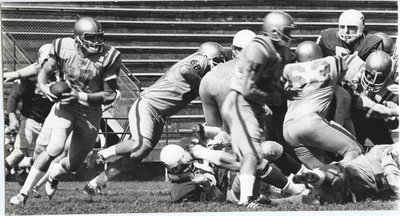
261;141;283;162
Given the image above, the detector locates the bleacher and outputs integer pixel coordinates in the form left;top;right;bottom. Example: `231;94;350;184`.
1;0;397;162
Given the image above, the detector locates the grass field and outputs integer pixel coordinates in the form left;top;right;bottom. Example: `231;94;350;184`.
4;181;400;215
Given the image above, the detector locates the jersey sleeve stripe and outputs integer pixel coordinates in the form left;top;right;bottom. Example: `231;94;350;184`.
103;74;118;81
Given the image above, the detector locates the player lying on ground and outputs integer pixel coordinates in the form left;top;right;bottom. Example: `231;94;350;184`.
159;136;307;207
271;142;400;204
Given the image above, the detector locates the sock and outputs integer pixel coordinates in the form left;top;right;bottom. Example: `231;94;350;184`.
113;139;136;155
238;174;256;203
90;172;108;187
259;165;287;189
19;157;33;167
99;145;117;160
273;153;302;176
50;162;68;180
282;174;305;196
20;166;45;195
35;163;55;189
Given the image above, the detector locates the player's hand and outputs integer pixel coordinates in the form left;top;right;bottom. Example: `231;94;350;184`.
60;88;79;104
39;83;58;102
3;71;19;83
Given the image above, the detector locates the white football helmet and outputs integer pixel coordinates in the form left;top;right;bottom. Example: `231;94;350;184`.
74;17;104;54
338;9;365;44
295;41;323;62
361;51;392;93
231;29;256;59
263;10;295;47
38;43;52;64
160;144;185;168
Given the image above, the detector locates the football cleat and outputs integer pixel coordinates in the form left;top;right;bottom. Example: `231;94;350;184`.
83;183;103;196
32;186;41;198
45;176;59;199
10;193;28;205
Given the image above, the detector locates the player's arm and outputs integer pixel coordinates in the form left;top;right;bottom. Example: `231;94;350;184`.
359;95;398;118
3;63;41;83
63;54;121;105
37;57;58;101
189;144;241;171
6;82;24;131
179;55;207;86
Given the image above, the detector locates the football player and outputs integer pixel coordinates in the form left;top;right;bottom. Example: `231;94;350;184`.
10;17;121;205
281;41;364;169
344;51;398;147
316;9;383;61
220;11;296;206
160;137;305;205
199;29;256;130
3;44;53;83
290;142;400;204
5;44;54;177
91;42;226;184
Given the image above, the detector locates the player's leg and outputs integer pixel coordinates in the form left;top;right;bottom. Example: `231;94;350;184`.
10;105;72;205
284;113;363;168
98;98;164;160
222;91;262;205
5;117;41;175
46;106;102;198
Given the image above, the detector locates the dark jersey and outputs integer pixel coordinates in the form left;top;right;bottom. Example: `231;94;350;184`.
317;28;383;61
6;78;54;123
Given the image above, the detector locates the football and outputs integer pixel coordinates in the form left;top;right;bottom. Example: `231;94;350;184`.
50;81;71;99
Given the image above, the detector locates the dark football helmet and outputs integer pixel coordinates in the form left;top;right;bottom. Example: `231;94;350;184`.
361;51;392;92
374;32;395;56
74;17;104;54
262;10;295;47
295;41;323;62
198;42;226;68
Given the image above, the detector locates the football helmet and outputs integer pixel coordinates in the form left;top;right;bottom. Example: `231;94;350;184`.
160;144;193;173
74;17;104;54
361;51;392;92
231;29;256;59
38;43;52;64
338;9;365;44
262;10;295;47
374;32;395;56
295;41;323;62
198;42;226;68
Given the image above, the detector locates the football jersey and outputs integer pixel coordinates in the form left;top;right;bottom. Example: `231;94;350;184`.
282;56;348;121
343;144;395;197
51;38;121;95
317;28;383;61
230;35;293;106
142;53;208;116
